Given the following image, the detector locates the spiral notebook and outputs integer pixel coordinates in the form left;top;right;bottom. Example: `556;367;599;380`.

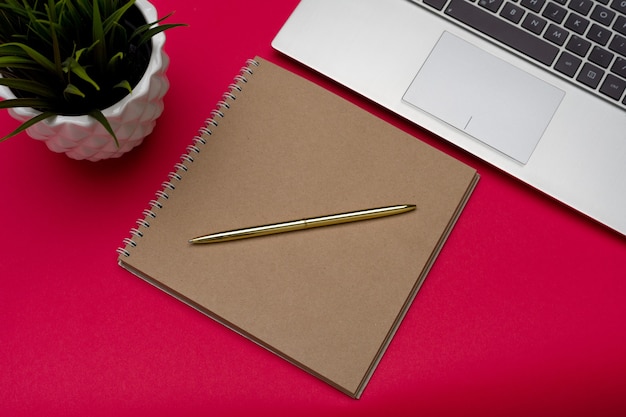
117;57;479;398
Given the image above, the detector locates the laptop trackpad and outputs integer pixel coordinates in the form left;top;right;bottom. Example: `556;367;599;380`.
403;32;564;164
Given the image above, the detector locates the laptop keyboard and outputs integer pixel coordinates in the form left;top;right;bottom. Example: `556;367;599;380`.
412;0;626;110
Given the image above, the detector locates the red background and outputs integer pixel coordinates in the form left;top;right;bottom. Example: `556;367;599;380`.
2;0;625;415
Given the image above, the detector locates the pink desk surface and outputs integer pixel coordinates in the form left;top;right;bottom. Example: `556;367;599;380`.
2;1;625;415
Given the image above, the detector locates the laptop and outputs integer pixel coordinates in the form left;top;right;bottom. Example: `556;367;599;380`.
272;0;626;236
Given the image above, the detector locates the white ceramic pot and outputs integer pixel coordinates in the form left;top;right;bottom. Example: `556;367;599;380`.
0;0;169;161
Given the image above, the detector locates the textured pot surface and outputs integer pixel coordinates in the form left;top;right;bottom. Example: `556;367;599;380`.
0;0;170;161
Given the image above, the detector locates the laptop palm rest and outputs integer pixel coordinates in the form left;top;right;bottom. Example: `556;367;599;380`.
403;32;564;164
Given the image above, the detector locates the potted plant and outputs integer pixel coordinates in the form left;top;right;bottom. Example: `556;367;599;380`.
0;0;184;161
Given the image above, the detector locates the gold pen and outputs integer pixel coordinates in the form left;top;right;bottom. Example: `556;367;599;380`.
189;204;416;244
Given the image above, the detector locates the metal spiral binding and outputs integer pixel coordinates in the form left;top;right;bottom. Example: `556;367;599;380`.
117;59;259;258
149;199;163;209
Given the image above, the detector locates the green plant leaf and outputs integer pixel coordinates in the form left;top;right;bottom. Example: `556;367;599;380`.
0;111;56;143
45;0;63;76
136;23;186;47
88;109;119;148
73;0;91;16
0;77;56;98
0;43;34;58
62;51;100;91
130;12;186;47
19;3;54;48
0;97;56;110
0;42;57;74
92;0;106;72
58;0;81;36
106;51;124;72
113;79;132;94
0;56;43;70
63;83;85;99
102;0;135;35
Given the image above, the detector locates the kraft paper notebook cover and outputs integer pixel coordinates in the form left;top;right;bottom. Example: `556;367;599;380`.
117;57;479;398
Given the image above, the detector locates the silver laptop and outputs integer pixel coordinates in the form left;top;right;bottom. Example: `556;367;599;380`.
272;0;626;236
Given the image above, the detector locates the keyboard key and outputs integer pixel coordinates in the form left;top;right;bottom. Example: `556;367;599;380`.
544;23;570;45
600;73;626;99
615;15;626;35
543;2;568;23
610;0;626;14
479;0;505;12
570;0;594;15
611;56;626;77
591;4;617;26
577;62;605;88
523;13;548;34
589;45;615;67
423;0;450;10
587;23;612;45
566;34;592;55
444;0;559;65
501;2;526;23
520;0;545;12
609;34;626;56
565;12;591;34
555;51;583;76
